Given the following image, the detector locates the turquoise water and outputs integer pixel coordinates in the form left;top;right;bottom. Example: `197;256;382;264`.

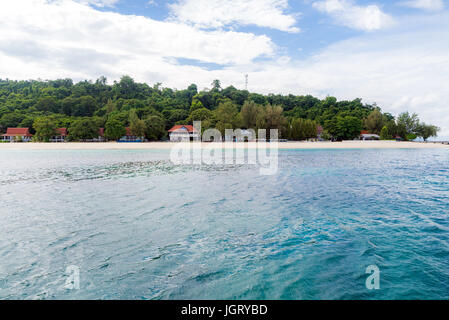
0;149;448;300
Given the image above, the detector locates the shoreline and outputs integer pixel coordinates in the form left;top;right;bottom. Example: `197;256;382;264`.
0;141;448;150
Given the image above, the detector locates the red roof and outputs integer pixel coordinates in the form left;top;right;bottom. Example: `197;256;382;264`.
168;125;197;133
360;130;370;135
2;128;33;137
56;128;67;136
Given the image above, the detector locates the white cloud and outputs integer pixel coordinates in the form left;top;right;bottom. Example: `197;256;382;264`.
313;0;394;31
400;0;445;11
0;0;275;72
75;0;120;7
243;15;449;138
169;0;300;33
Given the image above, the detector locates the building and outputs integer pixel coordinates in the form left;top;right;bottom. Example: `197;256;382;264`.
50;128;68;142
168;125;200;142
119;127;145;142
224;129;256;142
1;128;33;142
237;129;255;142
360;130;380;140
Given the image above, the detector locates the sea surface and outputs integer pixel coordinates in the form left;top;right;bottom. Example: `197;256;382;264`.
0;148;448;300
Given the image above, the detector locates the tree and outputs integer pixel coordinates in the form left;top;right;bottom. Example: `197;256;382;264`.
324;118;338;138
335;116;362;140
396;123;407;140
290;118;318;141
321;130;331;141
68;119;100;141
397;112;419;135
305;119;318;139
259;104;286;139
115;75;138;99
0;112;25;132
163;109;188;129
214;101;238;124
214;101;238;135
35;97;58;113
107;110;129;126
290;118;305;141
241;101;259;129
189;97;205;114
365;109;384;134
187;108;213;123
385;120;398;138
129;109;145;138
61;97;77;116
0;78;440;145
144;115;165;140
211;79;221;91
20;116;37;134
416;123;439;141
33;117;57;142
77;96;98;117
104;119;126;141
186;84;198;102
380;126;392;140
105;99;117;114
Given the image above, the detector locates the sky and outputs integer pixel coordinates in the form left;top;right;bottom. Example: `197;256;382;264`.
0;0;448;138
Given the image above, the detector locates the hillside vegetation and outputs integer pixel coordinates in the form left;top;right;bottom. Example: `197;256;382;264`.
0;77;439;141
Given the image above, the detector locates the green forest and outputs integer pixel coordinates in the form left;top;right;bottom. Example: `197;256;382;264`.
0;76;440;142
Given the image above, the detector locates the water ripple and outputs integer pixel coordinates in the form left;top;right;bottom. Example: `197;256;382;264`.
0;149;448;299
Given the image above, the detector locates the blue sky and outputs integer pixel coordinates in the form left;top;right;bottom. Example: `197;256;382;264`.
0;0;448;137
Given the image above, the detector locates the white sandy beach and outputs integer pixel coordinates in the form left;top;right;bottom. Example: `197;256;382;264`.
0;141;448;150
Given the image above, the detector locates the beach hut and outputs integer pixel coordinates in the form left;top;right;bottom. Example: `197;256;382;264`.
224;129;256;142
50;128;68;142
360;130;380;140
168;125;200;142
238;129;255;142
1;128;33;142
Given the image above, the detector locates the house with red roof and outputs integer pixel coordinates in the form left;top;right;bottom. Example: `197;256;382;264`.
1;128;33;142
50;128;68;142
168;125;200;142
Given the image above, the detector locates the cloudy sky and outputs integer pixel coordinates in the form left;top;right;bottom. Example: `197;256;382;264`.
0;0;448;138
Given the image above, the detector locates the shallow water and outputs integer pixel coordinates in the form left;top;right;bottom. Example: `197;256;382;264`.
0;149;448;300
